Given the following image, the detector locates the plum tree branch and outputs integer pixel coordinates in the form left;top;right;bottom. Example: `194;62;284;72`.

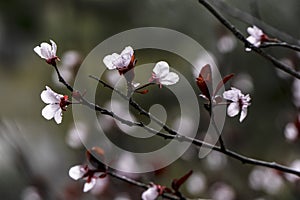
210;0;300;45
53;61;300;199
198;0;300;79
86;73;300;177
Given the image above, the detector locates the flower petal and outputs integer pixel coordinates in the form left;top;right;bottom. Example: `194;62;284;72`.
246;36;257;45
83;178;97;192
54;109;63;124
227;102;240;117
141;186;159;200
112;54;131;69
34;46;44;59
69;165;86;180
40;42;52;59
239;106;248;122
223;88;240;102
41;86;62;104
153;61;170;78
42;104;60;120
121;46;134;57
103;53;119;70
50;40;57;57
160;72;179;85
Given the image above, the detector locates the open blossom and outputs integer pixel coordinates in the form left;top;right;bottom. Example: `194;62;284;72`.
103;46;135;72
40;86;69;124
150;61;179;87
69;165;105;192
246;26;267;51
34;40;59;64
223;87;251;122
141;185;159;200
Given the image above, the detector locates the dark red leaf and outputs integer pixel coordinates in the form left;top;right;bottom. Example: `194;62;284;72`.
214;73;234;96
136;89;149;94
196;64;212;99
171;170;193;191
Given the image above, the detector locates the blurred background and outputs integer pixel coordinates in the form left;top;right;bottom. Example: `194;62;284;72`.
0;0;300;199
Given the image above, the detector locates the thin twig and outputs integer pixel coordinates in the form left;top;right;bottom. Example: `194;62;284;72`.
89;75;178;135
211;110;226;151
107;171;185;200
198;0;300;79
261;42;300;52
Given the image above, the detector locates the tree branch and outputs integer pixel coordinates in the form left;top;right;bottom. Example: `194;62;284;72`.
261;42;300;52
210;0;300;45
198;0;300;79
52;62;300;183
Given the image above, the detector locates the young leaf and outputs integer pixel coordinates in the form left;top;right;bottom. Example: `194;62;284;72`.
171;170;193;192
214;73;234;96
196;64;212;99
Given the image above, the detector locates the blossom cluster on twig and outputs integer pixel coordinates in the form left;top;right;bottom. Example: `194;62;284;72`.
32;3;300;195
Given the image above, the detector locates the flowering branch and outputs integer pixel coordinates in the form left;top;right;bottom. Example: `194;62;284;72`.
210;0;300;45
35;39;300;198
88;72;300;177
107;171;187;200
198;0;300;79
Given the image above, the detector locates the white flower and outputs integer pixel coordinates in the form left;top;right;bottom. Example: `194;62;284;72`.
151;61;179;86
83;177;97;192
34;40;58;62
69;165;88;180
40;86;68;124
68;164;105;192
103;46;134;70
246;26;265;51
141;186;159;200
223;87;251;122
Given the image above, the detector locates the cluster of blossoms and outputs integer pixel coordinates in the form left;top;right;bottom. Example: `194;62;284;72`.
35;40;251;124
196;64;251;122
34;39;253;199
103;46;179;88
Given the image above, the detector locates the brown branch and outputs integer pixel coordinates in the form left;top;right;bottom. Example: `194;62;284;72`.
198;0;300;79
52;62;300;182
87;73;300;177
261;42;300;52
107;171;187;200
210;0;300;45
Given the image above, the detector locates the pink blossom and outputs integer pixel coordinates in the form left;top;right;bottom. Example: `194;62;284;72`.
34;40;59;64
246;26;266;51
103;46;134;70
141;185;159;200
40;86;69;124
223;87;251;122
68;165;105;192
150;61;179;87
